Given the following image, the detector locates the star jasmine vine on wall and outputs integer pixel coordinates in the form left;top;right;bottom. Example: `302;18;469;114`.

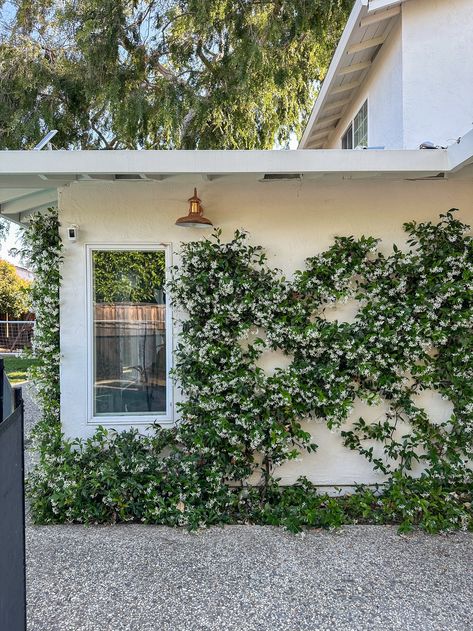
21;209;63;453
26;208;472;532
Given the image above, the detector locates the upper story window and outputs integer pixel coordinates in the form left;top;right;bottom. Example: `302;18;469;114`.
341;100;368;149
88;245;172;424
353;101;368;148
342;123;353;149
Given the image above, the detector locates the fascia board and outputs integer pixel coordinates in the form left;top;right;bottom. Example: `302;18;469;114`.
0;149;448;177
447;128;473;172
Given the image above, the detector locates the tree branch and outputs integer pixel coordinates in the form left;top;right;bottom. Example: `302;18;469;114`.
196;42;214;72
91;123;113;149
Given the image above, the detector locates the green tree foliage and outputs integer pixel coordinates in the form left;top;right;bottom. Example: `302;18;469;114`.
0;0;352;149
0;259;30;317
93;250;166;303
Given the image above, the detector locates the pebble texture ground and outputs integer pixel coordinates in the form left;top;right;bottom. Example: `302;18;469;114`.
27;524;473;631
23;388;473;631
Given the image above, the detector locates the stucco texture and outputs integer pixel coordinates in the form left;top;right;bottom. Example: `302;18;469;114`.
59;175;473;485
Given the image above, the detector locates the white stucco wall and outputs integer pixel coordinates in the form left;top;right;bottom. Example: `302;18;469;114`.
59;175;473;486
402;0;473;149
327;18;403;149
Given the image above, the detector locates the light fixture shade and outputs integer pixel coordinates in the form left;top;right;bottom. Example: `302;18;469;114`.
175;188;213;228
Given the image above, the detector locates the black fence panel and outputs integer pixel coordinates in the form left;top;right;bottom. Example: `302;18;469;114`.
0;358;26;631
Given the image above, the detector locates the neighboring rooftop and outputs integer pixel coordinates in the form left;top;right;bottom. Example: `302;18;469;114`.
14;265;34;282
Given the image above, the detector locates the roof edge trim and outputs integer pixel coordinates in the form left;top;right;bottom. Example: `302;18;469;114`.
298;0;368;149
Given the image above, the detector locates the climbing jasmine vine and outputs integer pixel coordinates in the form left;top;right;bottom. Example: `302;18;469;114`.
21;208;63;452
26;209;472;533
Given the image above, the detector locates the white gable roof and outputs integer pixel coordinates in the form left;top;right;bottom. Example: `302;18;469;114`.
299;0;409;149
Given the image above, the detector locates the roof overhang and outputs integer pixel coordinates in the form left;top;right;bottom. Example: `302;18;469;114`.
299;0;407;149
1;135;473;224
0;188;59;223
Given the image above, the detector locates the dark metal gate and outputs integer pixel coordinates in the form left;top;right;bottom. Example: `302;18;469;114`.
0;358;26;631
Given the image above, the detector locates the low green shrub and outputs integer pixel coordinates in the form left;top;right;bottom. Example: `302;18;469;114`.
28;428;472;532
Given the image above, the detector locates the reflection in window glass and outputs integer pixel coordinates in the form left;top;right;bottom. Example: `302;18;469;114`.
92;249;167;416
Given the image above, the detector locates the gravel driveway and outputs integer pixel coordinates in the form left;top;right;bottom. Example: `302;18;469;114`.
27;524;473;631
23;387;473;631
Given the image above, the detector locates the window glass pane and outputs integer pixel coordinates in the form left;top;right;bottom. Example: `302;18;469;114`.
342;124;353;149
353;101;368;148
92;249;167;416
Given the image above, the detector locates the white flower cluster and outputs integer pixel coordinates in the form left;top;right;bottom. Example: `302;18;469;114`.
21;208;63;447
170;213;472;488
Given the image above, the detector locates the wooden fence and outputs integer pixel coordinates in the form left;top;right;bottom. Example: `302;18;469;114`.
94;303;166;383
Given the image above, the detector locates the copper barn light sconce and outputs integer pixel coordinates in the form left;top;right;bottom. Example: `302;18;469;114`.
175;188;213;228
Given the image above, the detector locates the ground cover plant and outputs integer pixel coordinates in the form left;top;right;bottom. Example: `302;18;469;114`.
26;208;472;532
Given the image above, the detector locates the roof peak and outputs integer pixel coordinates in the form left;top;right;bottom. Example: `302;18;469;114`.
299;0;407;149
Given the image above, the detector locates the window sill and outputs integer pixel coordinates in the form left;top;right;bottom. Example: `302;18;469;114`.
87;415;175;427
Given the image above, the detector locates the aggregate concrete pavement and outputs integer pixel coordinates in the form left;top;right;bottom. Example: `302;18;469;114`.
27;523;473;631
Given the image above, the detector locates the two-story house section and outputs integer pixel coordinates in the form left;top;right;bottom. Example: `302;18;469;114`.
300;0;473;150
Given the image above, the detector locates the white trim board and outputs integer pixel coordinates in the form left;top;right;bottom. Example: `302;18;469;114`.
0;148;449;176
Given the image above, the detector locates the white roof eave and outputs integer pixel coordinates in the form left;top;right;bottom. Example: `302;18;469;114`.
0;148;448;177
368;0;404;11
1;138;472;224
299;0;369;149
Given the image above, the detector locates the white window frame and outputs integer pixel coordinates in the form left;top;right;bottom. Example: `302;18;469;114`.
86;243;174;427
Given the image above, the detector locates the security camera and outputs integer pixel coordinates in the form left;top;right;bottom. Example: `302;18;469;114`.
67;224;79;242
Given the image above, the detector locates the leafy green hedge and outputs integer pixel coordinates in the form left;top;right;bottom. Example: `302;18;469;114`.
26;209;473;532
28;426;472;533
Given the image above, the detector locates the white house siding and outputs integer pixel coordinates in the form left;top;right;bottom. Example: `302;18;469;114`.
402;0;473;150
59;176;473;485
326;18;404;150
